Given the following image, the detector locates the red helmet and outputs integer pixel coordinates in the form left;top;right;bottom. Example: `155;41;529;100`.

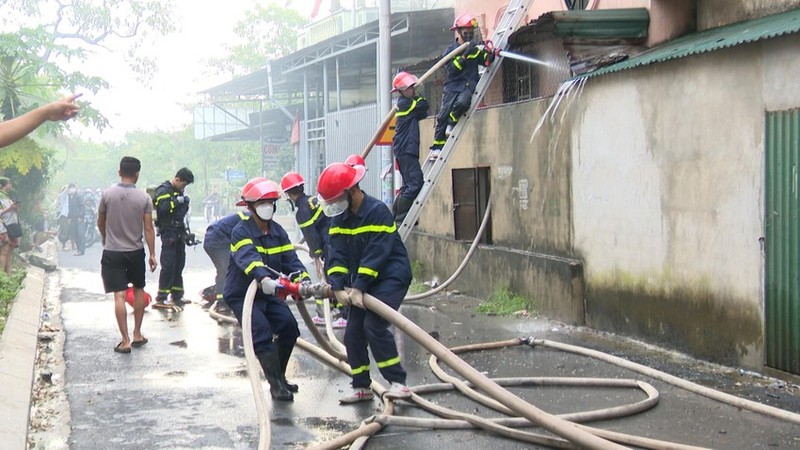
344;154;366;168
280;172;304;192
240;180;280;205
391;71;419;93
235;177;267;206
450;13;478;30
317;162;366;202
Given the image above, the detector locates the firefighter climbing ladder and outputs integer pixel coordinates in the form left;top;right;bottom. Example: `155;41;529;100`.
398;0;533;242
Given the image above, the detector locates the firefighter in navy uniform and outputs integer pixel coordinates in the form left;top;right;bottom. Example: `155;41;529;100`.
153;167;194;307
201;178;266;313
224;179;311;402
280;171;347;327
316;162;413;404
429;12;495;160
390;71;429;222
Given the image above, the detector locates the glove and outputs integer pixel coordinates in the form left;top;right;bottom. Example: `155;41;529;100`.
175;195;186;204
334;290;351;307
349;288;364;309
487;48;499;64
260;277;279;295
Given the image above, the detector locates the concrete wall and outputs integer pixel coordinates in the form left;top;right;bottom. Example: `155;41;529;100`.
409;99;585;324
571;34;800;368
697;0;800;29
409;23;800;369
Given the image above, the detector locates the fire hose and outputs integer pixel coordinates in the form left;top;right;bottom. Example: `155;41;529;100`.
240;276;628;449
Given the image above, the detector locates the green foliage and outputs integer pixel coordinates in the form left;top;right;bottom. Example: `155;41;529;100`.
476;286;532;316
0;269;27;335
206;3;309;76
47;125;268;215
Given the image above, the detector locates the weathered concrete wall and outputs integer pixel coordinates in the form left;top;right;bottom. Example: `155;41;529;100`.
411;22;799;370
572;34;800;368
409;99;584;324
697;0;800;29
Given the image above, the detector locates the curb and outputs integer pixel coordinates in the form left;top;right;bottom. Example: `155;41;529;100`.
0;266;46;450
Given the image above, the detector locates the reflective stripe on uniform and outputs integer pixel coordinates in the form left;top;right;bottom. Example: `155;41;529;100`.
395;98;419;117
329;223;396;236
231;238;254;252
357;266;378;278
327;266;349;276
256;243;294;255
299;207;323;229
350;364;370;375
453;56;463;70
237;211;249;220
376;356;401;368
244;260;265;275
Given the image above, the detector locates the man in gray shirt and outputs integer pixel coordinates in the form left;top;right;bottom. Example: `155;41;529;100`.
97;156;158;354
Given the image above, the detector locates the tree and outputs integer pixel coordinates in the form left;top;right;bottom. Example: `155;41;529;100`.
206;3;308;76
1;0;177;128
0;0;177;217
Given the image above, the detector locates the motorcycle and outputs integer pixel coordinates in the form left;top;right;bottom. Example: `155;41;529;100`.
83;209;99;248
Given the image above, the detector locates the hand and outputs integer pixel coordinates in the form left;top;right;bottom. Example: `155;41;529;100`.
45;94;81;122
261;277;279;295
334;290;351;307
148;255;158;272
348;288;364;309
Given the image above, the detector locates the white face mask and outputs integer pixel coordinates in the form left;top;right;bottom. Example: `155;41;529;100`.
321;195;349;217
255;203;274;221
68;188;76;194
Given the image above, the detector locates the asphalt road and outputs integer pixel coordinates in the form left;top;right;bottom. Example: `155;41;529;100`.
52;215;800;449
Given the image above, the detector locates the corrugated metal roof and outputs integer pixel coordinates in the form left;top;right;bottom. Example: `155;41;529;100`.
581;8;800;78
549;8;650;39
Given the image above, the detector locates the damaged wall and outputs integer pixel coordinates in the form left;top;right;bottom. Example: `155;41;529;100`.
408;99;584;324
408;25;800;370
571;34;800;369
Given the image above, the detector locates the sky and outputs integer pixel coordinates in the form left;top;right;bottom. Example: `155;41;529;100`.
1;0;334;143
77;0;268;142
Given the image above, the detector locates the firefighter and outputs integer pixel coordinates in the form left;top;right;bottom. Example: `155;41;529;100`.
224;179;311;402
153;167;194;306
280;171;347;328
202;178;265;314
316;162;413;404
391;71;429;222
429;12;495;160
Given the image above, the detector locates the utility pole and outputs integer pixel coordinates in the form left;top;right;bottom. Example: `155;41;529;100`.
378;0;392;205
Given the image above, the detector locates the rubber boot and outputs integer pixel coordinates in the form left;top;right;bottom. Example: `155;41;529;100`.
256;349;294;401
393;196;414;224
276;345;299;393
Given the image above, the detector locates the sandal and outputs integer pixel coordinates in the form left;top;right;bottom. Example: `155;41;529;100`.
114;342;131;354
131;337;148;348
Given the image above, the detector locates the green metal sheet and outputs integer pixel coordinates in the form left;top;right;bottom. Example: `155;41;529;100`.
581;8;800;78
765;109;800;375
550;8;650;39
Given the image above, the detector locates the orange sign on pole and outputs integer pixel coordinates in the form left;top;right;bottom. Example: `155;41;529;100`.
375;116;396;146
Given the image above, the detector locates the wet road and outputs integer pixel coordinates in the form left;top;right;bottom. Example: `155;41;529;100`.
57;216;800;449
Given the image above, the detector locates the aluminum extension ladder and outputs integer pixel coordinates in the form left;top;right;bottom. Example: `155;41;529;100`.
398;0;535;241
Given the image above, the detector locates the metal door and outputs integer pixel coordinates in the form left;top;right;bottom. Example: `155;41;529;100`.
765;109;800;375
452;167;492;243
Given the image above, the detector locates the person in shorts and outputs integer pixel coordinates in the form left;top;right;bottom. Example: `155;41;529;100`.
97;156;158;354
